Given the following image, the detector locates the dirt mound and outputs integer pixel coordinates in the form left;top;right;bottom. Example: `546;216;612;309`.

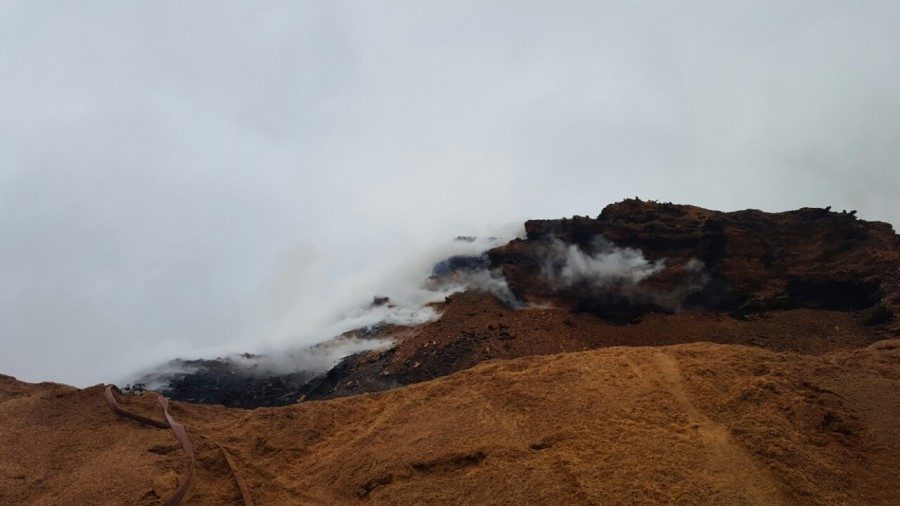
490;199;899;327
4;201;898;503
303;290;885;400
2;340;899;504
149;201;899;408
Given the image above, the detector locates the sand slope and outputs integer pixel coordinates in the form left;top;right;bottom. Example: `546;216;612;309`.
302;292;885;401
2;339;898;505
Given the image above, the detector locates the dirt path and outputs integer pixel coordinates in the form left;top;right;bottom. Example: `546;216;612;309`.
652;352;783;505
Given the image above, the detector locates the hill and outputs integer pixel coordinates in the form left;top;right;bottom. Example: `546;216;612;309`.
2;340;898;504
2;200;898;504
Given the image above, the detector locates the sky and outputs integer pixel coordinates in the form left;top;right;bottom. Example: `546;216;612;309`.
1;1;898;386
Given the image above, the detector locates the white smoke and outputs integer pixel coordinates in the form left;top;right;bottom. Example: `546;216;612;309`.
451;268;520;309
543;237;665;290
131;228;524;385
666;258;710;311
4;3;898;388
259;335;395;376
132;333;395;393
541;236;708;312
255;233;519;349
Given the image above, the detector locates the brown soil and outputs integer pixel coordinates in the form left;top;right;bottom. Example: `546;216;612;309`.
160;200;898;408
302;291;887;400
490;200;900;330
2;340;898;505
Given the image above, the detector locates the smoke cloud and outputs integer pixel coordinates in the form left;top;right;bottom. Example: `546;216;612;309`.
1;2;898;386
542;236;708;313
543;237;665;290
135;334;395;392
133;232;522;387
426;248;521;308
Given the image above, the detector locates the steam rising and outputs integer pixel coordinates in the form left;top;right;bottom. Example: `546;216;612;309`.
449;269;520;309
134;233;522;388
136;334;395;392
543;237;665;290
427;251;521;308
542;236;709;313
2;3;897;387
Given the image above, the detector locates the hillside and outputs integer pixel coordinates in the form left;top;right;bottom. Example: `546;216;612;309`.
2;340;898;504
1;200;898;505
302;200;899;401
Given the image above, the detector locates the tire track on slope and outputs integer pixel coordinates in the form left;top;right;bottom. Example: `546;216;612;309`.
652;352;783;505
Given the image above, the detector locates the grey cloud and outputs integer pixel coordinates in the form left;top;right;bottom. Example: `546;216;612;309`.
1;1;897;385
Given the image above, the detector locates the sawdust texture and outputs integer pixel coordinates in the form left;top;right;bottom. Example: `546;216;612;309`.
2;339;898;505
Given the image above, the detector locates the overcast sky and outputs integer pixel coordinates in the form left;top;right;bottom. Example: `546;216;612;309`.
2;1;898;386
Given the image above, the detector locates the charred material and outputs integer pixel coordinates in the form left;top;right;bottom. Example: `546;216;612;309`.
147;200;900;408
431;253;490;277
489;199;899;329
154;358;313;408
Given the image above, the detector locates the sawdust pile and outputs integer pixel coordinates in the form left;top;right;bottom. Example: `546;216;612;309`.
2;339;898;505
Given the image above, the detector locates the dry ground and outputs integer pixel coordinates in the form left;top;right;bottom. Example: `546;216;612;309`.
2;339;898;505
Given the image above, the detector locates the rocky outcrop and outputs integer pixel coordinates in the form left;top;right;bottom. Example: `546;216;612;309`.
489;199;899;329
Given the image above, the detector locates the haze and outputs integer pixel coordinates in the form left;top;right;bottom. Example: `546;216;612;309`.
2;1;898;386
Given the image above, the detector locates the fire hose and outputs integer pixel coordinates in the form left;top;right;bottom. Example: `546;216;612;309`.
102;386;254;505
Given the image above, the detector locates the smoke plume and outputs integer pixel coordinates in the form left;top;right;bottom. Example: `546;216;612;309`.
132;232;522;389
541;236;708;314
543;237;665;290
